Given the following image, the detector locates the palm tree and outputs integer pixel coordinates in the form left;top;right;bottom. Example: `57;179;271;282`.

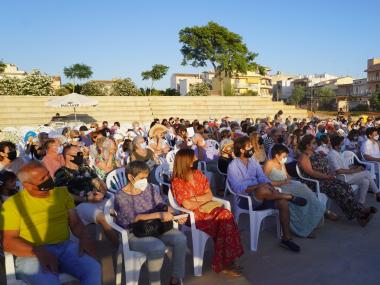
63;63;93;92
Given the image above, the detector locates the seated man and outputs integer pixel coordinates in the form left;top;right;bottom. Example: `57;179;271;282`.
361;127;380;163
0;161;100;285
227;136;306;252
55;145;118;245
328;135;380;204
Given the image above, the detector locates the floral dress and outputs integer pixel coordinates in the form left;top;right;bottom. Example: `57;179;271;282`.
301;153;361;220
171;170;243;272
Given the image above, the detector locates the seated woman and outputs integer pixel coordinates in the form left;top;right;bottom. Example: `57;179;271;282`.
148;124;171;158
171;149;243;277
114;161;186;285
315;134;330;155
298;134;376;227
91;136;117;179
130;135;160;183
249;132;266;164
344;129;360;154
263;144;325;238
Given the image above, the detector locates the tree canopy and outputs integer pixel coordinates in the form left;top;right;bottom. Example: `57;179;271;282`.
63;63;93;92
141;64;169;96
179;22;265;77
0;60;6;73
290;86;305;107
111;78;140;96
187;82;210;96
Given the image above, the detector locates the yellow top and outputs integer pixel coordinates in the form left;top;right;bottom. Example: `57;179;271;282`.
0;187;75;246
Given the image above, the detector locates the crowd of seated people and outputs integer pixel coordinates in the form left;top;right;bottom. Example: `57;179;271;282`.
1;111;380;284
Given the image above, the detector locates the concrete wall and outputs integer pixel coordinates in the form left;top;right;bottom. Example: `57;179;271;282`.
0;96;307;129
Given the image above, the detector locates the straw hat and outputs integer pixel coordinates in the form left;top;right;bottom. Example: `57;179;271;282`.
148;124;168;138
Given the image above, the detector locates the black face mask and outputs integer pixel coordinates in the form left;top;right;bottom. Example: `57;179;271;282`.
37;176;55;192
7;150;17;161
244;148;255;158
71;153;84;166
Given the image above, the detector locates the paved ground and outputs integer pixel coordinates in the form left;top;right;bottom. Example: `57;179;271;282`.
96;194;380;285
3;195;379;285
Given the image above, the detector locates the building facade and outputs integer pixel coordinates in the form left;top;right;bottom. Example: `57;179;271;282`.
365;58;380;95
170;72;215;96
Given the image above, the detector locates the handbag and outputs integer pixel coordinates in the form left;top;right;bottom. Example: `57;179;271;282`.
198;200;223;214
130;219;173;238
129;202;173;237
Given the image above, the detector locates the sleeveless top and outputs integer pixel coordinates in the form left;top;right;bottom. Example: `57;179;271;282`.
268;164;287;182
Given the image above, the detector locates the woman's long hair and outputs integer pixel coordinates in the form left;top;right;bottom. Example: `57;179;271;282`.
172;148;195;181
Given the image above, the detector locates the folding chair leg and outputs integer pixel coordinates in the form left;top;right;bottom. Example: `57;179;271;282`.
191;229;208;276
123;250;146;285
249;213;266;251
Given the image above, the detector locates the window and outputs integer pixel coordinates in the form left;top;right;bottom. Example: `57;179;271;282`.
376;72;379;81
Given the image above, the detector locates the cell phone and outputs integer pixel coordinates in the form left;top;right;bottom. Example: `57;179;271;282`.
172;214;189;220
186;127;195;138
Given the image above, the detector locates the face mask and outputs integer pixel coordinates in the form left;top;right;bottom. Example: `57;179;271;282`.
71;153;84;166
37;176;55;192
280;157;288;164
90;128;96;132
7;150;17;161
244;148;254;158
140;142;147;149
57;146;63;154
133;178;148;191
374;135;379;141
72;138;80;142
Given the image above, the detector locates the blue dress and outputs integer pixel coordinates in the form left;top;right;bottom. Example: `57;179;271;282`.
268;165;325;237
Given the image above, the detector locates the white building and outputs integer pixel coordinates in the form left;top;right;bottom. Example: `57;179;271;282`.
170;72;215;96
0;64;27;79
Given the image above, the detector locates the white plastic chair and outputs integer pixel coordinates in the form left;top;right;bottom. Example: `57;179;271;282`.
154;164;171;188
196;161;214;190
104;197;146;285
168;188;230;276
166;150;176;172
5;252;79;285
106;167;128;194
225;181;281;251
342;151;376;179
360;151;380;189
295;164;328;206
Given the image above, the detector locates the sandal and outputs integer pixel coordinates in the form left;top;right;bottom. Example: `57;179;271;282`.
220;268;242;277
289;196;307;207
357;213;373;227
325;210;339;221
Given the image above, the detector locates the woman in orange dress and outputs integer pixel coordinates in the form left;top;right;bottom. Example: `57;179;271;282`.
171;148;243;277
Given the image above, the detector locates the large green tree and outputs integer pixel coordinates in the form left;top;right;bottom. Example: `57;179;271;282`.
81;81;107;96
63;63;93;92
141;64;169;96
290;86;305;107
111;78;140;96
179;21;264;96
316;87;336;110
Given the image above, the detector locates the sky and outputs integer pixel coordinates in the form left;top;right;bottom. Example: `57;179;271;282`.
1;0;379;89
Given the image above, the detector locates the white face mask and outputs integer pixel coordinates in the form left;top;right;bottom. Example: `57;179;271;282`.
374;135;379;141
90;128;96;132
140;142;147;149
72;138;80;142
133;178;148;191
280;157;288;164
57;146;63;154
